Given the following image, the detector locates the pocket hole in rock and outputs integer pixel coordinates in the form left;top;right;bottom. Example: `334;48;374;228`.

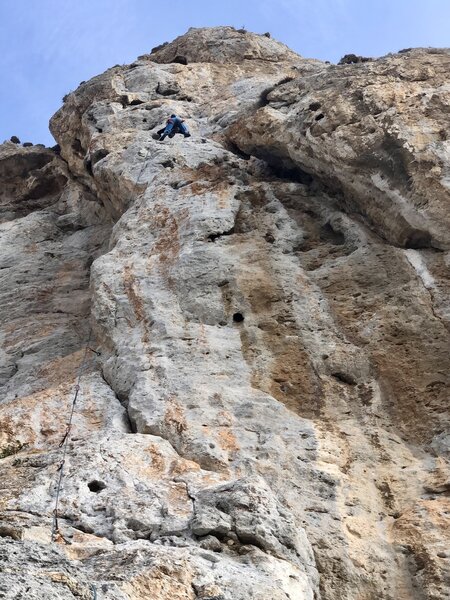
331;372;356;385
233;312;244;323
88;480;106;493
172;55;188;65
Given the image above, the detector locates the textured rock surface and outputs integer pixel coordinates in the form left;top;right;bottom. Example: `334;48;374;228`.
0;27;449;600
229;48;450;250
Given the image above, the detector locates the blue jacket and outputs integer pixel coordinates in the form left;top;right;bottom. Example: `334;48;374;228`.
163;115;189;135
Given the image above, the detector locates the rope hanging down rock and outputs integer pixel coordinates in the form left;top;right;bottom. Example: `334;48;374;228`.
50;328;97;598
51;139;152;542
129;141;153;202
49;140;152;600
51;328;93;543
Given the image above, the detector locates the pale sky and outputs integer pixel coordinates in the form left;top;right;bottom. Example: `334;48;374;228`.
0;0;448;145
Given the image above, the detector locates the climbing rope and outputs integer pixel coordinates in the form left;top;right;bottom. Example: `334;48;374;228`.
51;328;93;543
49;136;152;600
51;133;152;539
129;139;153;202
50;329;99;600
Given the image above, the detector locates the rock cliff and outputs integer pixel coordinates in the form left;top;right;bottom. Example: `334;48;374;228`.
0;26;449;600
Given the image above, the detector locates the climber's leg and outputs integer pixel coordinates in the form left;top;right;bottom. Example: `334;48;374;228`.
159;122;174;141
168;125;178;138
152;128;165;140
179;123;191;138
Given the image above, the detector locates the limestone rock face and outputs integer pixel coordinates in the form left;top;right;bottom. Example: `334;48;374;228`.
1;27;449;600
146;26;301;64
229;48;450;249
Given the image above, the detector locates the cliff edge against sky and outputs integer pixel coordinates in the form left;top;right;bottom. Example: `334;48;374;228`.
0;27;449;600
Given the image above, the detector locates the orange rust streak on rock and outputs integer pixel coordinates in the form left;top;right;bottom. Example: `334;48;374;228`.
217;427;240;454
123;265;146;322
121;564;196;600
164;398;187;436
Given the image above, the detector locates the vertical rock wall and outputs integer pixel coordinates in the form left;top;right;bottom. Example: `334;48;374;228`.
0;27;449;600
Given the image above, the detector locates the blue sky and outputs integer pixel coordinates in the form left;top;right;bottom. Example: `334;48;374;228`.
0;0;448;146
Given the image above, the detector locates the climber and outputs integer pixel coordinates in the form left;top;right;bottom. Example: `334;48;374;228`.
156;114;191;141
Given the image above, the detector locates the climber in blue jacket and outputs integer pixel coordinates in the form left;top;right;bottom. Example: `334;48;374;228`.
157;114;191;141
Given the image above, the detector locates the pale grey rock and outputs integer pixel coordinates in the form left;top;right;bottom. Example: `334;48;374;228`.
1;26;449;600
146;26;303;65
0;538;95;599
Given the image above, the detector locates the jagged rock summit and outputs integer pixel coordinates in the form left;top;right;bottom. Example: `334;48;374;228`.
0;26;449;600
146;26;301;63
